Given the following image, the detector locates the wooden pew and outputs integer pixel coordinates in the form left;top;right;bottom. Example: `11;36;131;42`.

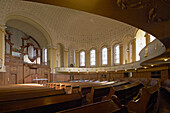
127;81;160;113
0;93;82;113
113;81;144;105
86;85;114;104
58;99;121;113
0;89;66;102
112;81;130;87
162;79;170;93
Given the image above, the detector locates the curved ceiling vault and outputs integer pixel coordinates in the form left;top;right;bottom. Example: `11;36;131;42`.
24;0;170;66
25;0;170;47
6;19;48;48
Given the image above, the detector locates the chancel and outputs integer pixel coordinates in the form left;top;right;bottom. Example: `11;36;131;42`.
0;0;169;113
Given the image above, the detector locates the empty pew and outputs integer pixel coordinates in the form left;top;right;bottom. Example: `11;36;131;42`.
58;99;121;113
162;79;170;93
0;88;66;102
0;93;82;113
86;85;114;104
112;81;130;87
113;81;144;104
127;81;160;113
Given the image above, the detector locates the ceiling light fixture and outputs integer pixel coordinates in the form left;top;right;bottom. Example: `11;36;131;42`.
164;58;168;61
144;67;147;69
151;65;154;67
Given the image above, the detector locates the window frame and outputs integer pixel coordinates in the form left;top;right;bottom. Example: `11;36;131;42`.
102;47;108;66
90;49;96;67
114;44;120;65
79;50;86;67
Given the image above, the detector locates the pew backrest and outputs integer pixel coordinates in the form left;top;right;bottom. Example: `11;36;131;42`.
127;81;160;113
87;85;114;104
0;93;82;113
58;99;121;113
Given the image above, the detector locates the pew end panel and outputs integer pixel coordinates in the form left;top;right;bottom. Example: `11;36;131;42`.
127;82;161;113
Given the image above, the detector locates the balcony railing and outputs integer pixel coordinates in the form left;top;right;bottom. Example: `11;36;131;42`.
139;39;166;63
56;61;141;73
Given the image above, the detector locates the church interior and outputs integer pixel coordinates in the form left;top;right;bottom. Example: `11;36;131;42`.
0;0;169;112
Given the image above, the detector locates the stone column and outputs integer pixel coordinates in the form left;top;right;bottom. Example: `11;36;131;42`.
86;50;90;67
145;33;150;45
96;49;99;67
120;44;123;65
75;50;79;67
108;47;111;66
0;22;6;72
64;48;68;67
132;39;136;62
68;47;75;67
99;49;102;66
48;45;54;73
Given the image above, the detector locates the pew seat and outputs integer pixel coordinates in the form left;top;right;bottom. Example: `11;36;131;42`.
113;82;144;104
58;99;121;113
0;93;82;112
0;89;66;102
86;85;114;104
127;81;160;113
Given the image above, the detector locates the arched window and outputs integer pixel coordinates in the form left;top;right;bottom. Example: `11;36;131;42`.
150;34;156;42
80;51;85;66
114;44;120;64
102;47;108;65
44;48;48;65
129;42;133;63
136;29;146;61
90;49;96;66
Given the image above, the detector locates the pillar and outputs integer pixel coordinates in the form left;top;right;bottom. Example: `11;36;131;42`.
96;50;99;67
120;44;123;65
132;39;136;62
108;47;111;66
0;22;6;72
145;33;150;45
86;50;90;67
48;46;53;73
64;49;68;67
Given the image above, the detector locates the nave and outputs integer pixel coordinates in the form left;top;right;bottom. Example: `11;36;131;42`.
1;78;169;113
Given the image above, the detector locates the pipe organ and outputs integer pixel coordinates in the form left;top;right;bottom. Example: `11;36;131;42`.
0;27;50;85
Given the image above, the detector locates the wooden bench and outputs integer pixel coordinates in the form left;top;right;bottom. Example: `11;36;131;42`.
0;88;66;102
127;81;160;113
58;99;121;113
0;93;82;112
86;85;114;104
162;79;170;93
112;81;130;87
113;81;144;105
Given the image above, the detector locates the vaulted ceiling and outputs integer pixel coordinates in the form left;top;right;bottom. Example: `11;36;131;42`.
0;0;138;50
24;0;170;65
25;0;170;48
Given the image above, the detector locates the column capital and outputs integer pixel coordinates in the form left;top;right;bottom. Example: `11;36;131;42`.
47;45;57;49
0;22;6;33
